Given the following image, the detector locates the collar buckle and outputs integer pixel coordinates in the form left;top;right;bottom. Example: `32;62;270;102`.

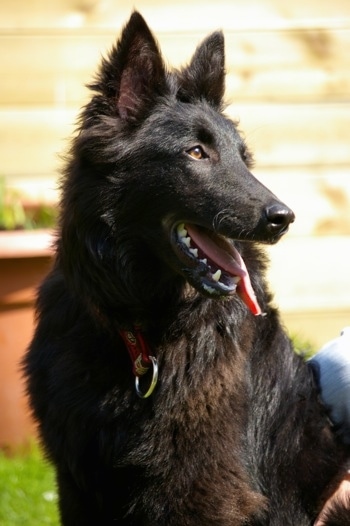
119;327;159;398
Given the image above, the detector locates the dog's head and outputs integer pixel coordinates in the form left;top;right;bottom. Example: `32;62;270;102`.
62;12;294;316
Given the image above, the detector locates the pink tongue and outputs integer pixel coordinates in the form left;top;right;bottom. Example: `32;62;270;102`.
185;224;262;316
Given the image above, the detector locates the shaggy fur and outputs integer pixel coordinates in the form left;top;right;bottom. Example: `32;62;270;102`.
24;12;350;525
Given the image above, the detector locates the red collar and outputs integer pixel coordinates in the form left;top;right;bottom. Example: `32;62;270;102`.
119;326;158;398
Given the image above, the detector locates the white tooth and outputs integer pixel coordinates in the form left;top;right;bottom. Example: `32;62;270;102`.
212;269;222;282
203;284;216;295
183;236;191;248
232;276;241;284
189;248;198;257
177;223;187;237
200;258;208;265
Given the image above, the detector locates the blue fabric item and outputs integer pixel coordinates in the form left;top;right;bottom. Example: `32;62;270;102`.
310;327;350;438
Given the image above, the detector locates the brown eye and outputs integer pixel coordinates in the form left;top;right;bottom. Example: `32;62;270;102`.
186;145;208;160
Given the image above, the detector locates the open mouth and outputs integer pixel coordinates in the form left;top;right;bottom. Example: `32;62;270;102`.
171;223;262;316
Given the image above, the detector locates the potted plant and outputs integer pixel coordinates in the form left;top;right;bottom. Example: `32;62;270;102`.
0;178;57;450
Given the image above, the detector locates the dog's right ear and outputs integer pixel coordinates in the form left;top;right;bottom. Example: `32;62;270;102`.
92;12;167;122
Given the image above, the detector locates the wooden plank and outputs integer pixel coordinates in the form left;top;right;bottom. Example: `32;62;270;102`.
165;29;350;102
1;104;349;177
1;28;350;105
1;0;350;30
266;236;350;312
0;107;76;178
267;235;350;351
224;27;350;102
228;102;350;167
0;35;100;107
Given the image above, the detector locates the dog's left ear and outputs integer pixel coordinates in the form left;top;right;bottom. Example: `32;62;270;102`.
179;31;225;108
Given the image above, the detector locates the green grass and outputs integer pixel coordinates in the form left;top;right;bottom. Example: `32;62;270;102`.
0;444;59;525
291;333;317;360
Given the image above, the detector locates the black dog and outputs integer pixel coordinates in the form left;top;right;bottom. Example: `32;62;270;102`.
24;12;350;525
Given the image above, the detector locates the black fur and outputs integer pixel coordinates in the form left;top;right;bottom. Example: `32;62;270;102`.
23;12;350;525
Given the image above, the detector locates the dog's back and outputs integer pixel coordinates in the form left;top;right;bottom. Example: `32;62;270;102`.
24;12;350;525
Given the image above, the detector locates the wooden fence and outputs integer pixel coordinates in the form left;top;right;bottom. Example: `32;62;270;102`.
1;0;349;346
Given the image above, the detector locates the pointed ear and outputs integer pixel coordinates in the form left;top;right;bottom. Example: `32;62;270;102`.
179;31;225;108
93;12;167;122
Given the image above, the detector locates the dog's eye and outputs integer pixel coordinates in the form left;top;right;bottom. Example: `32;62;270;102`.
186;145;208;160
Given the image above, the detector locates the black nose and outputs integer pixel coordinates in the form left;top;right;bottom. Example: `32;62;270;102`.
265;203;295;237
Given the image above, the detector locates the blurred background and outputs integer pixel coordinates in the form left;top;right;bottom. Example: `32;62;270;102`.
0;0;350;448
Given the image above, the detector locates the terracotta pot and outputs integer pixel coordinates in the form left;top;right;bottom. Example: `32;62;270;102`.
0;230;54;449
